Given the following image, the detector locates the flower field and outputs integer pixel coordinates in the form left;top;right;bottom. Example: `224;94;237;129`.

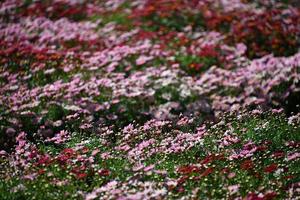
0;0;300;199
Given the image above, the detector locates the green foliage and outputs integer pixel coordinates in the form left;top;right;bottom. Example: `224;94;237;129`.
175;54;220;75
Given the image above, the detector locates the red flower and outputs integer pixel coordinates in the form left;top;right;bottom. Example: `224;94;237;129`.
177;186;185;193
201;154;224;165
178;165;200;175
81;147;89;154
221;168;229;174
272;151;285;158
62;148;75;156
77;173;87;179
201;154;214;165
199;45;219;58
253;172;262;179
240;159;254;170
264;191;277;200
246;193;263;200
57;155;69;165
99;169;110;176
37;155;52;166
247;191;277;200
264;163;278;173
29;150;38;159
177;175;189;185
256;145;268;152
201;167;214;177
38;169;45;175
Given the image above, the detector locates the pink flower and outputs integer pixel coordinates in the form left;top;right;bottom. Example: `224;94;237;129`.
0;150;7;157
136;55;153;65
228;184;240;195
228;172;236;179
287;152;300;161
101;152;111;159
23;173;38;181
91;149;100;156
144;164;155;172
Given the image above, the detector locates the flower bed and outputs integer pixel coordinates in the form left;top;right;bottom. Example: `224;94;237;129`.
0;0;300;199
